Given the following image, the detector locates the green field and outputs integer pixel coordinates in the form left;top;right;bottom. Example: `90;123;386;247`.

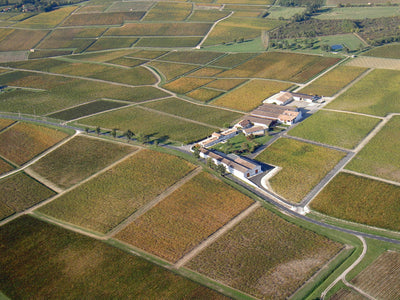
39;150;195;233
186;88;224;102
30;136;136;189
287;110;380;149
310;172;400;231
116;171;254;262
217;52;341;83
256;138;346;203
0;122;69;166
0;172;56;220
212;79;292;112
79;106;215;144
16;6;76;28
187;207;342;299
142;98;243;127
148;61;199;81
143;2;192;21
106;23;211;36
299;65;367;97
326;69;400;116
266;6;306;19
363;43;400;59
107;57;144;67
47;100;128;121
188;10;231;22
346;116;400;182
160;51;223;65
209;52;257;68
0;29;49;51
62;11;144;26
0;216;227;299
135;37;202;48
316;7;400;20
86;37;138;51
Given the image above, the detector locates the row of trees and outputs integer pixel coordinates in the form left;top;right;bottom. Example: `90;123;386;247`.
85;127;152;144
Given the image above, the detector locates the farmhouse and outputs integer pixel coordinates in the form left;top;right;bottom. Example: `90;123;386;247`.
199;148;262;179
264;91;320;105
290;92;320;103
251;103;302;125
198;128;239;148
243;126;266;137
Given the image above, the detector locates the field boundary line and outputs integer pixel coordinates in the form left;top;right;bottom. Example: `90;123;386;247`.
341;169;400;187
321;108;384;120
0;130;79;181
106;167;203;237
174;201;260;269
284;134;351;153
194;11;233;49
24;167;64;193
0;148;142;227
321;236;368;299
137;105;220;129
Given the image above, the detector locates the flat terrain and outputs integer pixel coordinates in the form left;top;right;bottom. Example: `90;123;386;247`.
288;110;380;149
346;116;400;182
30;135;136;189
116;171;254;262
0;159;14;176
256;138;346;203
310;172;400;231
0;122;68;165
362;43;400;59
351;251;400;299
79;106;214;144
0;172;56;220
212;79;292;111
38;150;195;233
326;69;400;116
187;207;342;299
299;65;367;97
0;216;227;299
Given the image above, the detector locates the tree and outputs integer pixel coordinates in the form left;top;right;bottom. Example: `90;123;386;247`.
95;126;101;135
85;127;89;134
216;164;226;176
193;147;200;159
111;128;118;139
124;129;134;142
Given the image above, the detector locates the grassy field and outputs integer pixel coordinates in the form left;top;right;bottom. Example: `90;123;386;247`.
0;216;227;299
186;88;224;102
212;132;275;154
106;23;211;36
142;98;243;127
116;171;254;262
0;122;69;166
0;29;49;51
160;51;223;65
210;53;258;68
106;1;153;12
80;106;214;144
107;57;144;68
30;136;136;189
266;6;306;19
212;79;292;112
47;100;128;121
316;7;400;20
205;78;248;91
326;69;400;116
187;207;342;299
62;11;144;26
346;116;400;182
163;77;214;94
0;118;15;130
298;65;367;97
188;10;230;22
202;18;284;46
256;138;346;203
135;37;202;48
143;2;192;21
287;110;380;149
147;61;198;81
69;49;134;62
39;150;195;233
217;52;341;83
28;49;73;59
327;0;400;4
127;49;167;59
363;43;400;59
189;67;224;77
0;172;56;220
0;73;162;115
310;172;400;231
86;37;138;51
351;251;400;299
16;6;76;28
0;159;14;176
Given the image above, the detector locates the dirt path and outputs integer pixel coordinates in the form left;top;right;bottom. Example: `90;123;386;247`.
24;168;64;193
321;236;374;299
195;11;234;49
174;201;260;269
106;167;203;237
321;108;384;120
342;169;400;187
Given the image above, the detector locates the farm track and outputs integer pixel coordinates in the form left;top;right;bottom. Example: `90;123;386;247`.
341;169;400;187
106;167;203;238
24;167;64;193
174;201;261;269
